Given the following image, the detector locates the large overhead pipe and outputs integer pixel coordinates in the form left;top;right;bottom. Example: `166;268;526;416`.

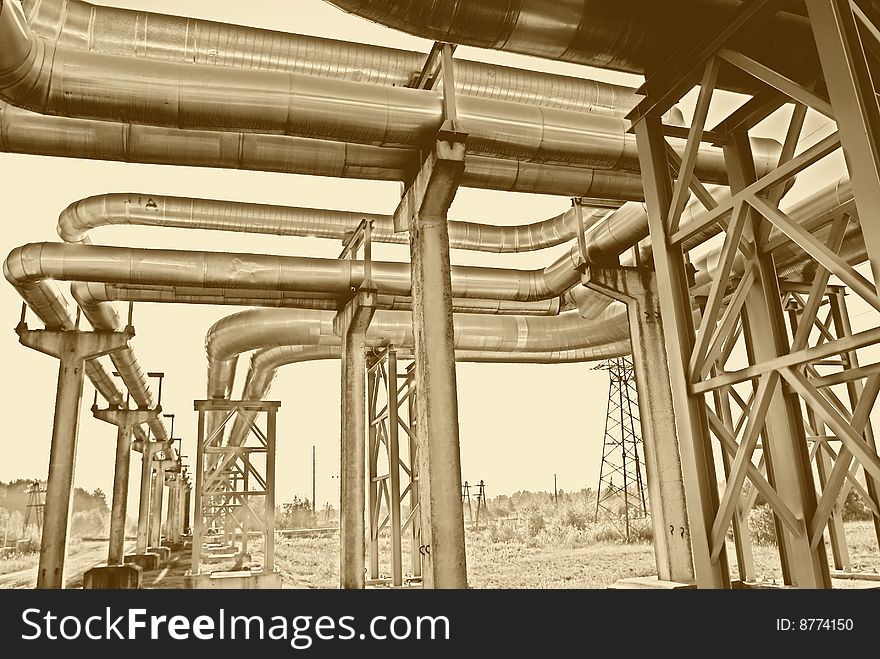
222;340;631;447
203;307;631;396
71;283;562;317
58;192;613;254
242;342;632;402
20;0;643;116
0;0;781;181
203;305;630;446
3;242;591;306
323;0;817;90
0;103;649;201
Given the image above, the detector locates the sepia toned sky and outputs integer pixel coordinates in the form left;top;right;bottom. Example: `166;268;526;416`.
0;0;876;518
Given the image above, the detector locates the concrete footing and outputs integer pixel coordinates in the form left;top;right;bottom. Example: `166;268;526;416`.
124;552;160;570
83;563;142;589
149;546;171;562
184;570;282;589
831;570;880;581
611;576;696;590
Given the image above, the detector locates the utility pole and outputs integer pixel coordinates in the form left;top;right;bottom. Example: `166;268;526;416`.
554;474;558;504
312;445;316;515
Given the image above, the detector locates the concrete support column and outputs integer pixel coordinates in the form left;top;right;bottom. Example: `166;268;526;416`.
183;486;192;536
92;407;160;566
16;325;132;589
632;115;730;588
150;463;165;548
394;135;468;589
584;265;695;583
109;425;132;565
336;291;376;589
166;477;179;545
135;443;155;554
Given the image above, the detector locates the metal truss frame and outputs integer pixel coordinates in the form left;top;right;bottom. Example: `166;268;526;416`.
191;399;279;576
628;0;880;588
594;357;650;541
366;345;421;587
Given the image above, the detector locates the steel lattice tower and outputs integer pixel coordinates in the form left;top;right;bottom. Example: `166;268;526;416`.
24;480;45;533
594;357;649;540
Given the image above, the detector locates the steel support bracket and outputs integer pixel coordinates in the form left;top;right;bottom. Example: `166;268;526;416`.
92;406;161;429
16;324;134;361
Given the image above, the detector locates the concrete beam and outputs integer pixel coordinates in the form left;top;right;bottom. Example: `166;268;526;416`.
395;134;468;588
583;265;695;583
16;325;133;589
92;406;161;566
337;291;376;589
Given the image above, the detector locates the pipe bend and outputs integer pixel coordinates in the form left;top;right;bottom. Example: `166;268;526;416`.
3;241;45;286
0;1;52;111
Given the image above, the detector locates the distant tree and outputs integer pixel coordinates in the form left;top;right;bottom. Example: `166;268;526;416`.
843;490;873;522
276;495;316;529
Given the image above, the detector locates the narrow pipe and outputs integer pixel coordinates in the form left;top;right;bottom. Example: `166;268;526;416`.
58;192;613;254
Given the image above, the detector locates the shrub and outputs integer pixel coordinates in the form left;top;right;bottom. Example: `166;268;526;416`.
70;509;109;539
523;506;545;537
563;506;588;531
627;517;654;543
488;522;519;544
748;504;778;546
842;490;873;522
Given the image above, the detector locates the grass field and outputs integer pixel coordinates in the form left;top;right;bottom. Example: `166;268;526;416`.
2;521;877;588
271;520;880;589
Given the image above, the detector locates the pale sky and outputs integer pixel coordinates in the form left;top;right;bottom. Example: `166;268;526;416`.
0;0;639;511
1;0;876;518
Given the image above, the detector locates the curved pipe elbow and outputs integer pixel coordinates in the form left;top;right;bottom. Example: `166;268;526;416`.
0;1;53;112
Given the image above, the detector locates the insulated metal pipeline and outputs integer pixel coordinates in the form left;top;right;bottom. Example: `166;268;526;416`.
692;176;864;284
243;341;630;401
70;282;563;317
0;0;781;181
222;339;631;446
8;275;168;442
20;0;643;116
58;192;613;254
0;103;650;201
203;306;631;400
323;0;817;90
2;242;589;306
